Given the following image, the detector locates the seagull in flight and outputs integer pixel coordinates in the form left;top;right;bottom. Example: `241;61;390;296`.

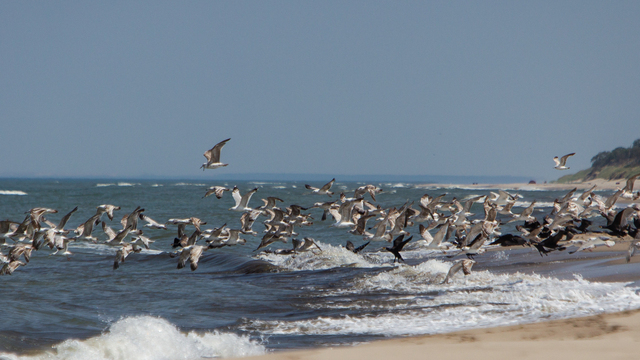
97;204;121;221
305;178;335;197
202;186;230;199
384;234;413;263
201;138;230;170
229;186;258;212
553;153;575;170
620;172;640;199
443;259;476;284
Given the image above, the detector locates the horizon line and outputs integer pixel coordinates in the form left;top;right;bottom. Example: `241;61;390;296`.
0;173;539;183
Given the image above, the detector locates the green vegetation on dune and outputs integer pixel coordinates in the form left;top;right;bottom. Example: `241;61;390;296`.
556;139;640;183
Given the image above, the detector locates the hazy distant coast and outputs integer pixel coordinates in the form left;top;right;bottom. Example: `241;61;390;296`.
420;178;625;191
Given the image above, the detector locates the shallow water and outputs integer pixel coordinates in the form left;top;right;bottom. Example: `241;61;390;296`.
1;179;639;359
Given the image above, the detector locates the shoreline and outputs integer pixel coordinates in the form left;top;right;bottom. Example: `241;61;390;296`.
242;308;640;360
239;235;640;360
419;178;626;191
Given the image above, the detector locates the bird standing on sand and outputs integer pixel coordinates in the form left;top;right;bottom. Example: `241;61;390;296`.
201;138;230;170
554;153;575;170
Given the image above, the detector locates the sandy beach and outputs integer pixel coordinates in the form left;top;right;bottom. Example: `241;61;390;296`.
243;309;640;360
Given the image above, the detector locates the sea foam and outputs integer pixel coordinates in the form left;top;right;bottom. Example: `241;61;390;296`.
0;190;27;196
240;261;640;337
0;316;265;360
257;242;391;271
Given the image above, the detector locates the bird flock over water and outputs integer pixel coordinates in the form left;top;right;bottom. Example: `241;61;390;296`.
2;142;640;283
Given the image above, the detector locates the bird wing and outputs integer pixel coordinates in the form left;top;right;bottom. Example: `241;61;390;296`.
240;188;258;208
625;172;640;192
57;206;78;230
560;153;575;166
231;187;242;206
320;178;335;192
444;262;463;284
345;240;355;251
204;138;230;162
461;259;475;275
419;224;434;243
102;221;117;240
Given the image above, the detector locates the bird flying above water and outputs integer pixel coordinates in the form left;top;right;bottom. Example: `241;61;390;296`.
201;138;230;170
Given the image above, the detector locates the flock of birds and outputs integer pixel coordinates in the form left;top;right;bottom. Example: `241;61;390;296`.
2;143;640;285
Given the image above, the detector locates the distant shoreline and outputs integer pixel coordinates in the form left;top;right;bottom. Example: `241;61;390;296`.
419;178;625;191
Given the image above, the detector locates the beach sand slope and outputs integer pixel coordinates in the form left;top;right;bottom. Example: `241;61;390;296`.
243;309;640;360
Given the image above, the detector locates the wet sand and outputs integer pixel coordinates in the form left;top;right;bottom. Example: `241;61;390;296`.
240;234;640;360
243;309;640;360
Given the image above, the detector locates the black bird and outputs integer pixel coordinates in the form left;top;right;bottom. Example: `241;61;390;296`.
522;219;541;232
346;240;370;254
533;229;571;257
601;207;636;236
575;218;592;233
489;234;527;247
384;235;413;263
172;224;187;248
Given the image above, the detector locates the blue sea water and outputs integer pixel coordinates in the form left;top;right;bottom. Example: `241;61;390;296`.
1;179;640;360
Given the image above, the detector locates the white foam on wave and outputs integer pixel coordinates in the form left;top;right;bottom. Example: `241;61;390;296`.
117;182;139;187
0;190;27;196
257;242;392;271
0;316;265;360
515;201;554;208
95;183;115;187
66;242;164;256
173;182;206;186
240;261;640;337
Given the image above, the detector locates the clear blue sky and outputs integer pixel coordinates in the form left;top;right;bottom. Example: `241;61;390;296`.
1;1;639;181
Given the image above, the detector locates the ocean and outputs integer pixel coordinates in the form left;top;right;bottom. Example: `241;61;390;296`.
1;179;640;360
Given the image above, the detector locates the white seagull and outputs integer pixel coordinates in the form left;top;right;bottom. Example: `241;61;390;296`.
305;178;335;197
443;259;476;284
202;186;230;199
229;186;258;212
97;204;121;221
620;172;640;199
140;214;168;230
201;138;230;170
554;153;575;170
